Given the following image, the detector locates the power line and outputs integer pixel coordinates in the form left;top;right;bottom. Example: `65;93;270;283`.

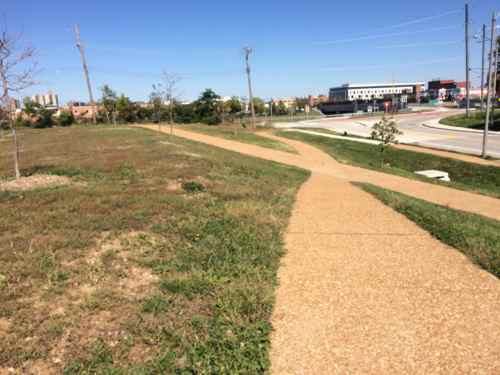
381;9;462;30
314;26;459;45
320;57;462;72
375;40;461;49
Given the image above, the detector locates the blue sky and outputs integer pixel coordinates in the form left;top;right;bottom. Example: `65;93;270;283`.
3;0;498;103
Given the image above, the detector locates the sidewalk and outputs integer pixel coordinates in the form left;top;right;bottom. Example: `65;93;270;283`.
139;125;500;374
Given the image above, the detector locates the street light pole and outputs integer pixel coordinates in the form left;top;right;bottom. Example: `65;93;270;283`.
480;24;486;112
482;13;497;158
465;3;471;118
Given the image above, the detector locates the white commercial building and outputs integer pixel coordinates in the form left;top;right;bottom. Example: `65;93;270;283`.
329;83;424;102
30;91;59;108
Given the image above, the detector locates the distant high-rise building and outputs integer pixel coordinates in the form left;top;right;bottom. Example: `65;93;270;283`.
30;91;59;108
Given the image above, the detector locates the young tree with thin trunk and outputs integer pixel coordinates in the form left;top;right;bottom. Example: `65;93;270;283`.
371;116;402;167
149;83;164;133
162;71;181;135
0;27;37;179
100;84;118;125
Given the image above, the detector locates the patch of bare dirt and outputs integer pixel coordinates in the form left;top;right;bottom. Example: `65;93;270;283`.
0;175;71;192
177;151;201;158
10;231;163;373
127;343;155;364
0;317;11;336
167;179;182;192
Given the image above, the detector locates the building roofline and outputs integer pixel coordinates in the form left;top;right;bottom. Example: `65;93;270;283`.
331;82;425;89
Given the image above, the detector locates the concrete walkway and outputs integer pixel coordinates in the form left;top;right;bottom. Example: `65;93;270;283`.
139;125;500;374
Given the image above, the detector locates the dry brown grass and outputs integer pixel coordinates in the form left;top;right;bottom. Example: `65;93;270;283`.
0;125;308;373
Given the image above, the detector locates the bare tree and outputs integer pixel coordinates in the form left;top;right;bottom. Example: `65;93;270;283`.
161;71;181;135
149;83;165;133
0;26;37;179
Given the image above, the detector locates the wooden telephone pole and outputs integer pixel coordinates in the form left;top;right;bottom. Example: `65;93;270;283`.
74;24;97;124
243;47;256;128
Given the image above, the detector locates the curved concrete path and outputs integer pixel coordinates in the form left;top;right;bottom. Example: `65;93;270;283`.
139;125;500;374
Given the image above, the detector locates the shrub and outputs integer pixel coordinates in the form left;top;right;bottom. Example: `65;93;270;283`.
58;110;74;127
204;115;222;126
182;181;205;193
31;109;54;128
13;117;31;127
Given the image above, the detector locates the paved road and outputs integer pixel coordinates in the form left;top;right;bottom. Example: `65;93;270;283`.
274;109;500;158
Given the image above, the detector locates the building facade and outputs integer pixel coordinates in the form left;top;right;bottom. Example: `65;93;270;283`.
329;83;423;102
29;91;59;109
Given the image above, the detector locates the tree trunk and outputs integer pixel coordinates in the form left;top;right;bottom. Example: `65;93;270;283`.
10;123;21;179
169;104;173;135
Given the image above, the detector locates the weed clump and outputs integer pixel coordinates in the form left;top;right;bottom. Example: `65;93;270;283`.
182;181;205;193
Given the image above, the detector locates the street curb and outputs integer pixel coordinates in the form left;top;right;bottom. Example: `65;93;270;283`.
422;119;500;136
401;140;500;159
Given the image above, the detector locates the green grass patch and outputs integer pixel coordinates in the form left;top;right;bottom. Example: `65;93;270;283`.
440;111;500;131
0;125;308;373
276;130;500;198
357;183;500;278
268;113;323;123
179;124;297;153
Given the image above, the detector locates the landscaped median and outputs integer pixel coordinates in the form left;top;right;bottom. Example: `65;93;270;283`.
275;130;500;198
356;183;500;278
439;111;500;131
0;125;309;373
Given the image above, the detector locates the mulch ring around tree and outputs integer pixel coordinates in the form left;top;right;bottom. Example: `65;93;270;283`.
0;175;71;191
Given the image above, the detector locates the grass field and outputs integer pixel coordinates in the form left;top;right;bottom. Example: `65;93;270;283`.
276;130;500;198
440;111;500;131
357;183;500;278
0;125;308;373
178;124;297;153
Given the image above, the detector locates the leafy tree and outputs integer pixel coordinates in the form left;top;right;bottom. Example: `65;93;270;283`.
273;101;288;116
116;94;136;123
226;96;242;114
174;103;197;124
195;89;221;125
252;97;266;115
135;105;152;122
295;97;308;111
23;98;41;116
100;85;118;124
370;116;402;165
21;98;53;128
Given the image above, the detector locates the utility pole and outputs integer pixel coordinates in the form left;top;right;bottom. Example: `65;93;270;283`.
465;3;471;117
482;12;497;158
74;24;97;124
490;38;498;132
243;47;256;128
269;98;273;124
480;24;486;111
